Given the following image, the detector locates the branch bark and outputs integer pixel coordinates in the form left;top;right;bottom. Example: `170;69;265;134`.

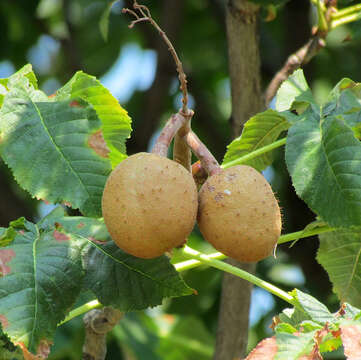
82;307;122;360
213;1;263;359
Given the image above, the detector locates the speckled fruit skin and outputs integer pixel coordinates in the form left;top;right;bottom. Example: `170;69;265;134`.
197;165;281;262
102;152;198;258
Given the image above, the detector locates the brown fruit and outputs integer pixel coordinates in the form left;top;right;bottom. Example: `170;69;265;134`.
197;165;281;262
102;152;198;258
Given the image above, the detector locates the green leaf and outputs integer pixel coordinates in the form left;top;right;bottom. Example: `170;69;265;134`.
275;323;298;334
290;289;334;324
278;307;312;326
286;114;361;227
276;69;315;112
0;218;26;247
317;229;361;307
222;109;290;171
0;219;85;355
0;75;111;217
157;316;214;359
0;64;38;109
275;330;316;360
56;71;132;167
99;1;120;41
83;241;193;311
323;78;361;128
38;212;194;312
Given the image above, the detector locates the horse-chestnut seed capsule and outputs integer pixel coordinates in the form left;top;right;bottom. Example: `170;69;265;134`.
102;152;198;258
197;165;281;262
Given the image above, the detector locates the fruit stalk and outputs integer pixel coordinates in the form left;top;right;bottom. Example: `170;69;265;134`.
151;112;188;157
180;245;295;305
183;131;221;176
173;111;193;171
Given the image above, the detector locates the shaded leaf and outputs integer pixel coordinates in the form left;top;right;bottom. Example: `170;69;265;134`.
340;324;361;360
323;78;361;128
56;71;132;167
317;229;361;307
222;109;289;171
99;1;120;41
157;316;214;359
244;337;277;360
83;241;193;311
0;75;111;217
286;114;361;227
276;69;315;112
0;219;85;355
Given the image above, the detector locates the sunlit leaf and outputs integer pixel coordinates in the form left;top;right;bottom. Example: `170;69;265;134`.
290;289;334;324
275;330;316;360
0;75;111;217
286;114;361;227
56;71;132;167
222;109;290;171
276;69;315;112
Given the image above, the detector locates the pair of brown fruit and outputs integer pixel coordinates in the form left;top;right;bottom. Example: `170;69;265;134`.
101;152;281;262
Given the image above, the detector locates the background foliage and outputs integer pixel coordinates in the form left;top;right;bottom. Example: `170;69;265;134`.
1;0;361;358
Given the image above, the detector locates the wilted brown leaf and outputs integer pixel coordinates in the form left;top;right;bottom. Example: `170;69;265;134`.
340;324;361;360
244;337;277;360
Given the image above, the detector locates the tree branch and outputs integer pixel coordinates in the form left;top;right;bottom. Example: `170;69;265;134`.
264;36;325;105
82;307;122;360
213;1;263;359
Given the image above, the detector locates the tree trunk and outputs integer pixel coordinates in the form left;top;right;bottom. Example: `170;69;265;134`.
213;1;263;359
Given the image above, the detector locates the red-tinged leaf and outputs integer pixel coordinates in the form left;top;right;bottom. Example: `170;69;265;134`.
340;324;361;359
0;249;16;275
244;337;277;359
0;219;85;355
0;314;9;328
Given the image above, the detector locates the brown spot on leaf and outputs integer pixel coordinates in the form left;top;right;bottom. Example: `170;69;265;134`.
88;236;106;245
17;339;52;360
244;336;277;359
54;222;62;229
0;249;16;276
0;314;9;328
18;230;25;235
69;100;81;108
77;222;85;229
53;230;70;242
88;130;110;158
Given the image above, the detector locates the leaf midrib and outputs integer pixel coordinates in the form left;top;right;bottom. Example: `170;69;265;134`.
29;226;40;349
25;90;93;206
82;236;187;294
